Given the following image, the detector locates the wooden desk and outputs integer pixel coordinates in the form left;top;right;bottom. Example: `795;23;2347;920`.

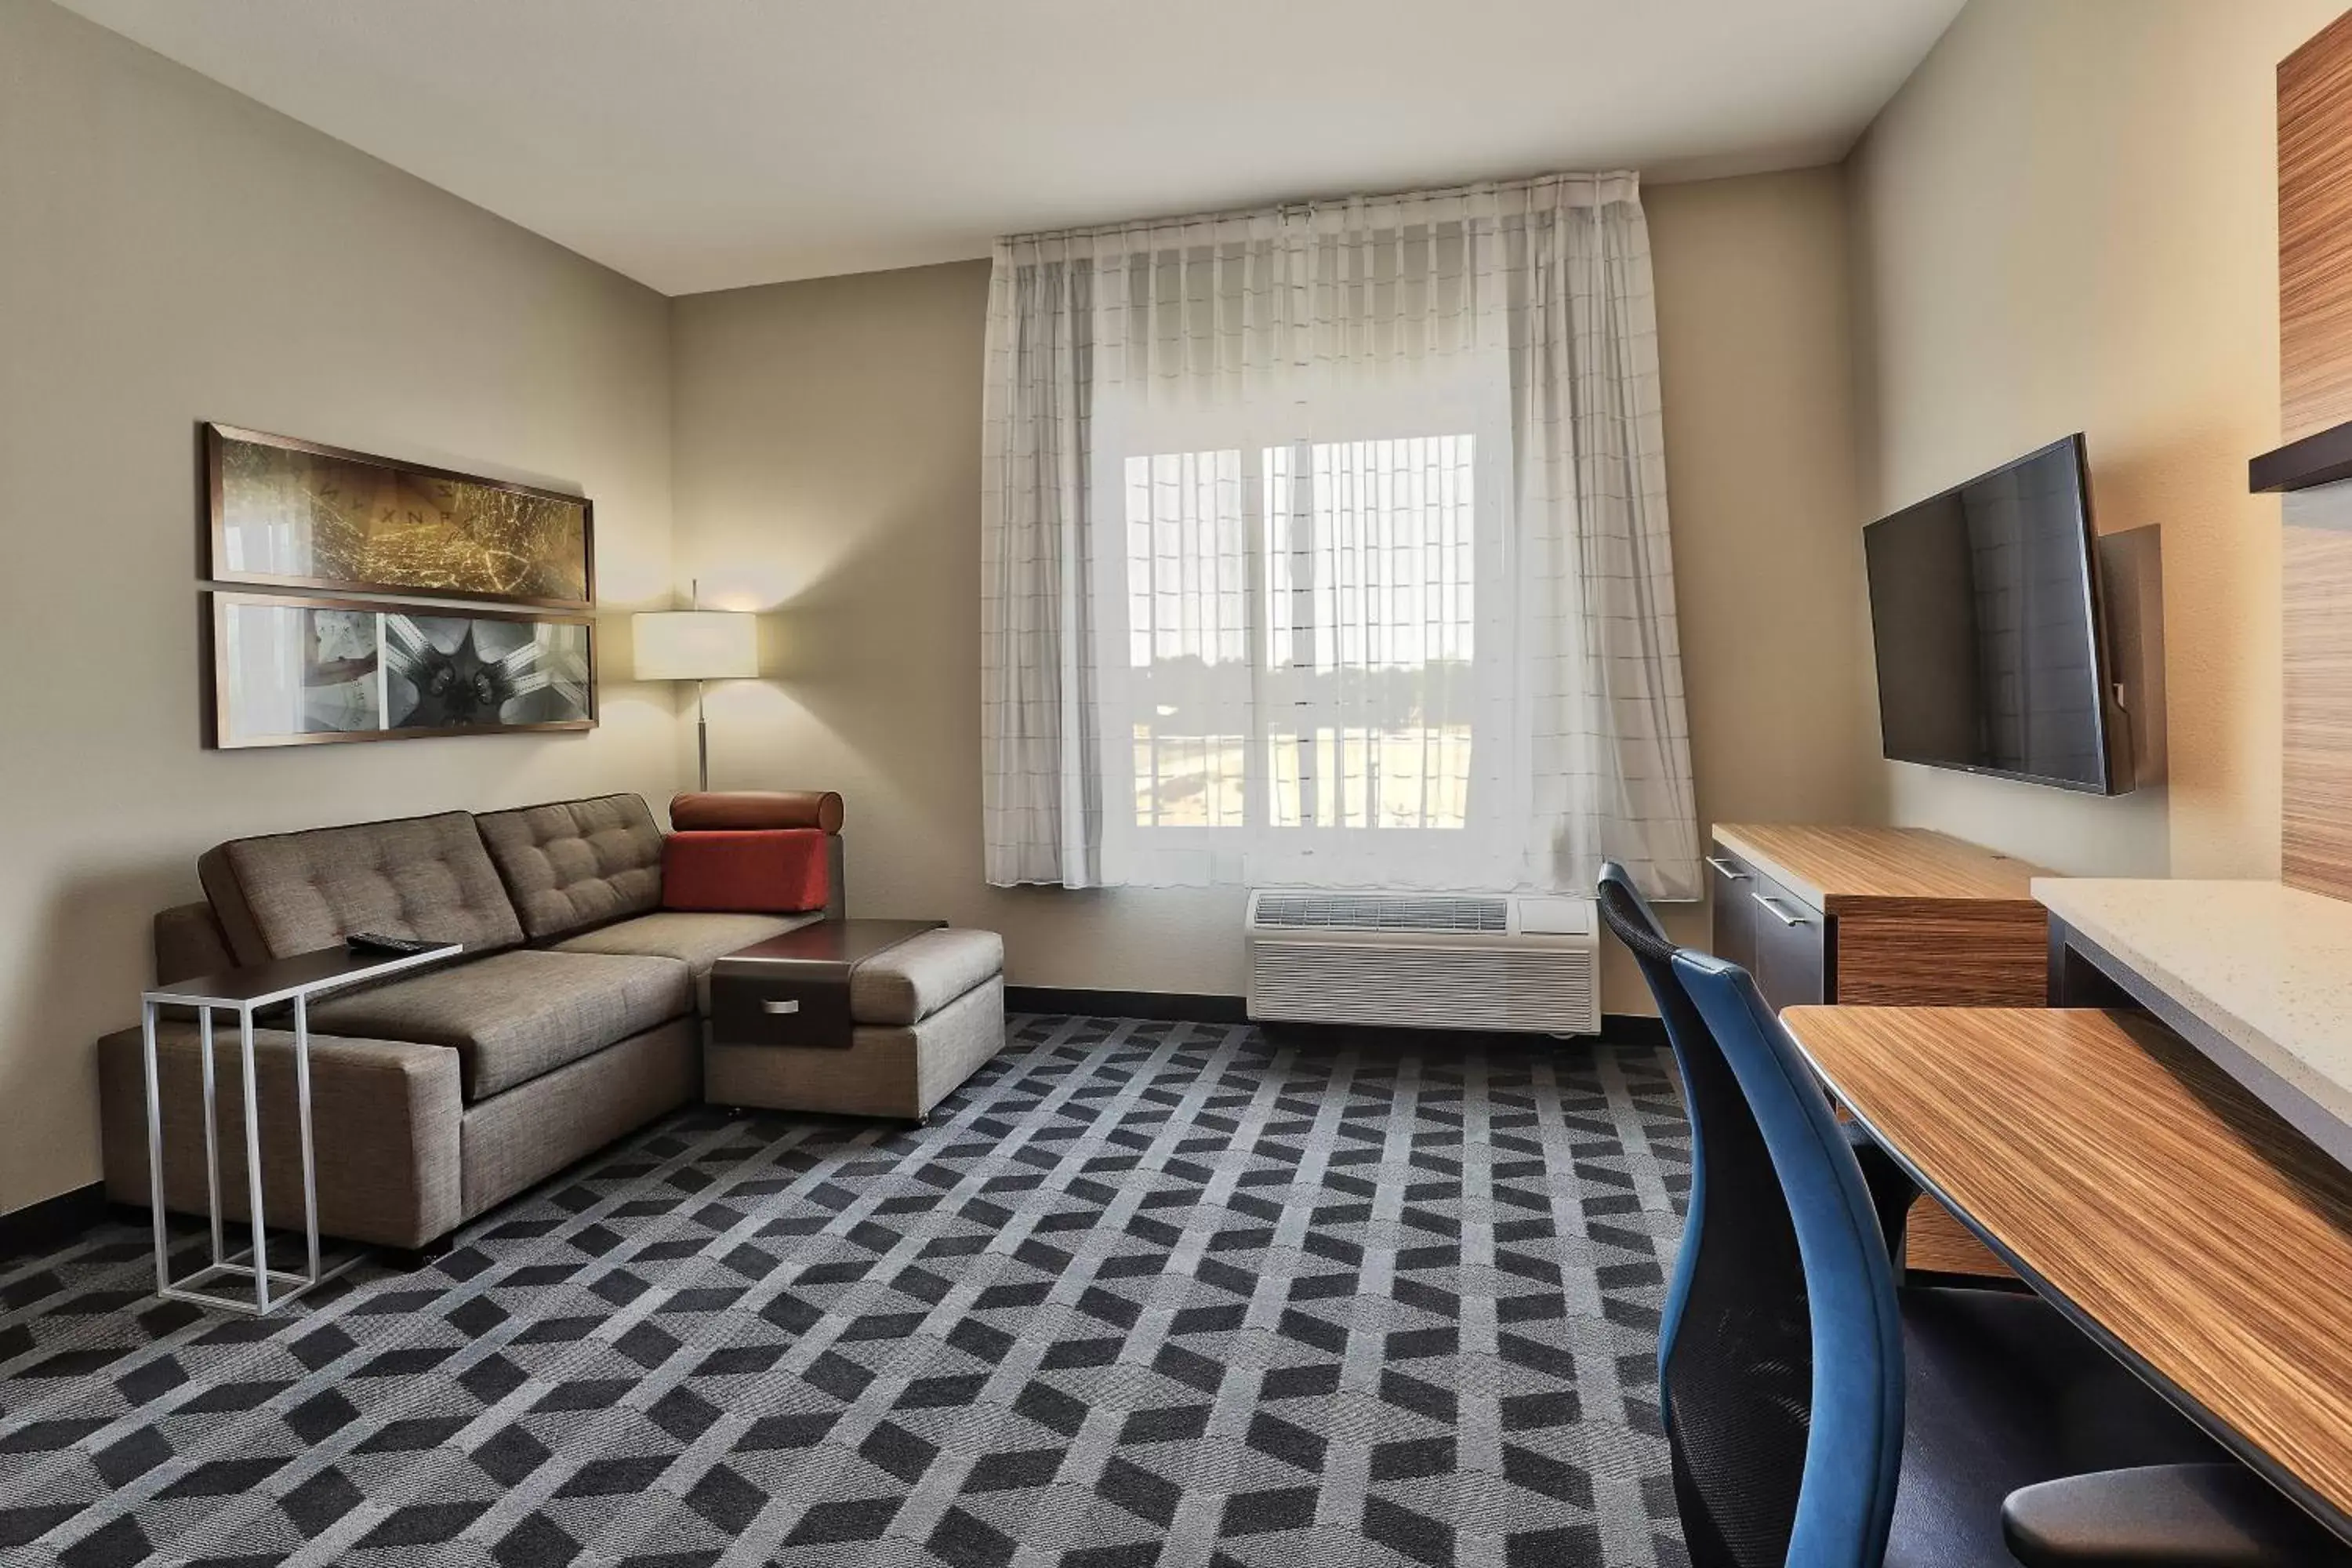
1783;1004;2352;1539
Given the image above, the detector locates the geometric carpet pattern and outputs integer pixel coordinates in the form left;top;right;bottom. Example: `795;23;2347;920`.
0;1015;1690;1568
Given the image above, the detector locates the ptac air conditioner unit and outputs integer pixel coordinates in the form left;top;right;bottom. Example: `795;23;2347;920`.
1244;890;1600;1035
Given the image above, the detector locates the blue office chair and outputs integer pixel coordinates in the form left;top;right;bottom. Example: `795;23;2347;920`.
1595;862;2347;1568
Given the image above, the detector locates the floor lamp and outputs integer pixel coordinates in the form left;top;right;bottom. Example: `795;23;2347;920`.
633;583;758;791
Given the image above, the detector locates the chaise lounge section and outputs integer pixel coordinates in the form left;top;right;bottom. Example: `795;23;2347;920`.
95;790;846;1255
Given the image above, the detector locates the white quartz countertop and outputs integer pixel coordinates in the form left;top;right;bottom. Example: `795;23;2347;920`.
2034;877;2352;1155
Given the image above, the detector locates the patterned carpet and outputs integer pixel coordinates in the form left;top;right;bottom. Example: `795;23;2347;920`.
0;1015;1690;1568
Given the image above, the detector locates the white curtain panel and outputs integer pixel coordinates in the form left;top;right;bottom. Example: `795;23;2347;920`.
981;172;1701;899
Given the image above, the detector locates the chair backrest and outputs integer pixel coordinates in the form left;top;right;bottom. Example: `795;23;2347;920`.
1596;864;1817;1568
1671;949;1906;1568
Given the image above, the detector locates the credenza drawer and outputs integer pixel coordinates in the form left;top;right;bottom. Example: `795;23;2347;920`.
1749;872;1828;1014
708;971;852;1048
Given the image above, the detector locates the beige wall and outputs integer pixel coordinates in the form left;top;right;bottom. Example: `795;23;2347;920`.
670;168;1867;1011
0;0;681;1216
1846;0;2345;880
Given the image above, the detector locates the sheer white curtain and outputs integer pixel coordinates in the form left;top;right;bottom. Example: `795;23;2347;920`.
981;172;1700;899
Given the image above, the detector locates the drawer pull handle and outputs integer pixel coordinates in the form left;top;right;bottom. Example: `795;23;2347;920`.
760;999;801;1015
1705;855;1749;880
1751;893;1808;927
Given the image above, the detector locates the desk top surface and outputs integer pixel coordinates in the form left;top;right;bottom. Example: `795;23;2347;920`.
1711;823;2046;909
2035;878;2352;1145
1783;1004;2352;1530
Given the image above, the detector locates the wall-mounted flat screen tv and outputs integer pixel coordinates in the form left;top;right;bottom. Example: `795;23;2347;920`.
1863;434;2132;794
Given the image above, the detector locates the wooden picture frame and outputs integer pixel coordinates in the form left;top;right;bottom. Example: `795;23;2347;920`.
209;590;597;749
205;423;594;609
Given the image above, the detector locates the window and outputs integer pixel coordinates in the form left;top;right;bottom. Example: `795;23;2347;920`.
1107;431;1490;880
984;180;1703;898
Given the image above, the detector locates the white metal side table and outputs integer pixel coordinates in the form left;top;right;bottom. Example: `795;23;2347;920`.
141;942;459;1316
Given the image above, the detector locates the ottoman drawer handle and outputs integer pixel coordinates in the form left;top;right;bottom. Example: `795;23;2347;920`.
760;999;801;1015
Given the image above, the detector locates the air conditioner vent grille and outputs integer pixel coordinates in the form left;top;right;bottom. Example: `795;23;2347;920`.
1248;943;1595;1033
1254;893;1508;934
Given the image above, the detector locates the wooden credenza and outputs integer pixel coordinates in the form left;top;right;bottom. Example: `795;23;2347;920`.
1705;823;2051;1279
1707;823;2051;1017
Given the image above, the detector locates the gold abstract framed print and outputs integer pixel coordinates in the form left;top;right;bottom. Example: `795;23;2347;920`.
206;424;593;608
209;592;596;749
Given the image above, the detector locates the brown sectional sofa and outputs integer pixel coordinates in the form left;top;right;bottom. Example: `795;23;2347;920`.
96;792;844;1255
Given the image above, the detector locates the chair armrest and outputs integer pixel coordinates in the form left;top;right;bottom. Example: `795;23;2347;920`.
97;1022;463;1250
2003;1464;2352;1566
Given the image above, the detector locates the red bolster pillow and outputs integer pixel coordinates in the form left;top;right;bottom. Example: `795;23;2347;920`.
662;829;830;914
670;790;844;834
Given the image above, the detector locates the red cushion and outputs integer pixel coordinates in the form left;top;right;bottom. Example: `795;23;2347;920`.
662;829;829;914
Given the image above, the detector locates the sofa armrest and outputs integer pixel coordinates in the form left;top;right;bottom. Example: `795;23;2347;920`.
98;1022;463;1250
153;902;234;986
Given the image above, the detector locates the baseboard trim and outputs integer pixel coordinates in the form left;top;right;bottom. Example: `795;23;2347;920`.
0;1181;109;1265
1007;987;1251;1024
1007;986;1670;1046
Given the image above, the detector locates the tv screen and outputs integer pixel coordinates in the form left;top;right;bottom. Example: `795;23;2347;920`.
1864;434;2127;793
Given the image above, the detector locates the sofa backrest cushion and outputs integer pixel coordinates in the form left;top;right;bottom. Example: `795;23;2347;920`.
662;828;831;914
200;811;525;964
475;793;665;941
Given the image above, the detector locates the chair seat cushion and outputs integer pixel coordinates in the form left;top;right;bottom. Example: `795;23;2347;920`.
1888;1287;2226;1568
555;910;820;980
309;949;691;1102
849;929;1005;1026
2002;1463;2351;1568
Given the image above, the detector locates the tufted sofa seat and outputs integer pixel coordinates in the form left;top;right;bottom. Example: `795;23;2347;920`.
96;790;845;1253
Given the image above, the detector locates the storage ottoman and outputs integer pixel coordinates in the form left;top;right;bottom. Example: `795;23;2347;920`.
704;927;1005;1121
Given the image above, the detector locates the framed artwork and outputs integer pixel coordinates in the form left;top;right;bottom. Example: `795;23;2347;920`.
209;591;596;748
206;423;593;608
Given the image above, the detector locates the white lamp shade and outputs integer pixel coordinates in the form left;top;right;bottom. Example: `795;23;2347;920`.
632;609;758;681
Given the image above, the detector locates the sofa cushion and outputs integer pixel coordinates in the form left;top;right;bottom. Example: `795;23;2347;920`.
554;909;819;979
200;811;524;964
477;794;665;941
662;830;831;914
849;929;1006;1027
308;949;690;1101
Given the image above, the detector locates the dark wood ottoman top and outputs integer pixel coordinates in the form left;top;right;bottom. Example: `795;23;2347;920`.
710;919;943;1048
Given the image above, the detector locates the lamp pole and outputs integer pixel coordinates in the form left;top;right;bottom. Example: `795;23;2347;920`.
696;677;710;792
691;579;710;791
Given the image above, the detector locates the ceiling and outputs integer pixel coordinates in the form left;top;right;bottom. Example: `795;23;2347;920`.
54;0;1966;297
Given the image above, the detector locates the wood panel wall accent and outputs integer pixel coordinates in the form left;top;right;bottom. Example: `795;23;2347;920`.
2284;495;2352;897
1784;1005;2352;1529
2281;9;2352;445
2281;15;2352;898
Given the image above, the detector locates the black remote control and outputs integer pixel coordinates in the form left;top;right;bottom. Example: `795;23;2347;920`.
345;931;442;956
